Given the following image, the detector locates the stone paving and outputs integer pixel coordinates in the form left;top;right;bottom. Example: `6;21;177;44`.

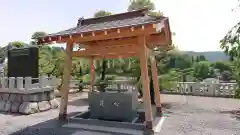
0;93;239;135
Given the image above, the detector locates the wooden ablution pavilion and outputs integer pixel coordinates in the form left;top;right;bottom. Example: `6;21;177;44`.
35;9;172;130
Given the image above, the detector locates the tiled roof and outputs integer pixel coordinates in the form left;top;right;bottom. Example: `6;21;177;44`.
37;9;167;38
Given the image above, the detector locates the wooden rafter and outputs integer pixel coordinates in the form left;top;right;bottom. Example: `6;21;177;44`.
41;23;165;44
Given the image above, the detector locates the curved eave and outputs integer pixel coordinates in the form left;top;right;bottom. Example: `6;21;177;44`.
36;18;171;45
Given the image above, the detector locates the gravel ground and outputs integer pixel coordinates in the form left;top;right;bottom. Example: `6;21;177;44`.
0;93;240;135
0;92;89;135
160;95;240;135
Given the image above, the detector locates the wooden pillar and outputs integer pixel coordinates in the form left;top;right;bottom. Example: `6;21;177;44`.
150;55;162;116
59;41;73;120
138;36;153;129
89;57;95;92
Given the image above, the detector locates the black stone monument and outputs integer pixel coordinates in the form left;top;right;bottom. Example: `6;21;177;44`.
7;47;39;80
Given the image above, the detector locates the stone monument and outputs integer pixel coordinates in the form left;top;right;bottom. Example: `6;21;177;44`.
0;46;59;115
8;46;39;80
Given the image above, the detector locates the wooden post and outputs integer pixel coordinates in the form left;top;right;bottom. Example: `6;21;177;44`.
138;36;153;129
89;57;95;92
150;55;162;116
59;41;73;120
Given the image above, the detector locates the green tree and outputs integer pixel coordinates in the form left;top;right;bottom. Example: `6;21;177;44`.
220;2;240;97
229;59;240;97
128;0;164;18
38;46;64;76
176;68;194;82
166;52;192;70
158;69;179;91
221;70;232;81
128;0;176;39
94;10;112;17
31;31;48;45
0;47;6;58
191;56;195;63
38;46;69;89
199;55;206;61
8;41;26;48
211;61;232;72
31;31;48;39
220;0;240;59
195;56;200;62
128;0;155;11
193;61;214;81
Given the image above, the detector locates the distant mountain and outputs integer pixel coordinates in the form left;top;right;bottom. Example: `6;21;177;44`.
182;51;229;62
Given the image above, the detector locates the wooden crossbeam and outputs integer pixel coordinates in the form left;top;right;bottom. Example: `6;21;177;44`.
71;33;169;59
71;44;138;57
72;52;137;59
77;33;168;48
80;37;138;46
148;33;169;46
94;53;137;59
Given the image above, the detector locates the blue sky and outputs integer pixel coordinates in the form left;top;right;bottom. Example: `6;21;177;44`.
0;0;239;51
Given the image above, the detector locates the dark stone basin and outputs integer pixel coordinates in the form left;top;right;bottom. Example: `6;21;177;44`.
88;89;138;122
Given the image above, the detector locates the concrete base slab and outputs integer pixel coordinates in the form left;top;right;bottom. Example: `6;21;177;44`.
67;109;164;135
153;116;165;133
62;123;142;135
69;110;145;130
71;131;113;135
